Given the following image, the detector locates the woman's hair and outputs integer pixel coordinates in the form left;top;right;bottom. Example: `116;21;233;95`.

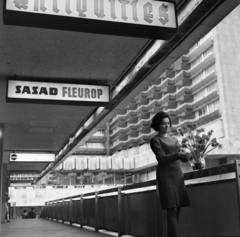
150;111;172;131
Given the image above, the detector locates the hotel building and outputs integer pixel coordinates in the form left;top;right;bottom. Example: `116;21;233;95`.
39;6;240;187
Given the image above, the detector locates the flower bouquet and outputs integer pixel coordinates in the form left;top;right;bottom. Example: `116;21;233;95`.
177;125;222;170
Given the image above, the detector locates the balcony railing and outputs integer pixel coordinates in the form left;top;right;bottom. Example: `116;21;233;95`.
42;161;240;237
171;109;221;131
188;53;215;78
192;89;219;110
189;71;217;93
73;147;107;156
187;36;213;62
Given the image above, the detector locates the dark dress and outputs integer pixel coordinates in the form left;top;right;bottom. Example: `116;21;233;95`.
150;134;190;210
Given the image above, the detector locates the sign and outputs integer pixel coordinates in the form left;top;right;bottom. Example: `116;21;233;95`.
88;156;100;170
100;156;112;170
10;183;32;187
63;156;75;170
7;80;110;106
75;156;88;170
4;0;177;39
123;157;135;169
112;157;123;170
9;153;55;162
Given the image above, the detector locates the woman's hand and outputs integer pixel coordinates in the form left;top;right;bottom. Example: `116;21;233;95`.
178;149;191;161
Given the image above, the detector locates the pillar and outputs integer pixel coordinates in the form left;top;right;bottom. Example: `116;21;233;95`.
1;164;9;223
0;124;4;234
105;123;110;156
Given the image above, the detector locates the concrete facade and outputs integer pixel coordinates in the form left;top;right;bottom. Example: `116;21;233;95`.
213;6;240;150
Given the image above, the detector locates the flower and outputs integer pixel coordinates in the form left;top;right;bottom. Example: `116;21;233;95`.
177;124;222;167
177;127;184;136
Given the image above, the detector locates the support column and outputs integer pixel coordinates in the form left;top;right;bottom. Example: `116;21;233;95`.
105;123;110;156
1;164;9;223
0;124;4;234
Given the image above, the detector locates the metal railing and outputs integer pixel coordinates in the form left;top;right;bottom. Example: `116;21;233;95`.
42;160;240;237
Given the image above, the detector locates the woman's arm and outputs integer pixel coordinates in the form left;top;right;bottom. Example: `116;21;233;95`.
150;137;180;165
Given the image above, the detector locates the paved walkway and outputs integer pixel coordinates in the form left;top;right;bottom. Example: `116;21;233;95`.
1;219;113;237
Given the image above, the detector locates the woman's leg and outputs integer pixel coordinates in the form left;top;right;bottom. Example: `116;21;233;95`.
177;207;181;220
166;208;180;237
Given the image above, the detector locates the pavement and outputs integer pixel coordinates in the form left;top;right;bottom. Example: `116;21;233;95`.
1;219;113;237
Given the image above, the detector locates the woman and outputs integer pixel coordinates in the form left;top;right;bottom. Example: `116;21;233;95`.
150;111;190;237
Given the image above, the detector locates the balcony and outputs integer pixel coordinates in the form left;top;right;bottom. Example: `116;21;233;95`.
142;127;151;134
126;138;139;147
110;142;127;154
172;57;190;71
161;96;177;109
129;130;139;138
190;71;217;93
140;103;151;112
192;90;219;110
166;109;177;118
119;134;128;142
126;123;139;132
176;103;193;117
159;69;175;80
148;93;177;109
154;78;176;93
114;121;139;136
110;130;120;141
128;103;138;110
138;135;151;144
88;135;106;142
129;116;138;124
123;110;138;120
110;121;128;135
197;109;221;126
174;70;191;86
139;97;150;106
142;119;151;127
129;124;139;131
190;53;215;77
110;114;127;129
188;36;213;62
174;86;193;102
145;100;159;112
171;109;221;131
141;112;151;120
118;121;128;128
73;147;107;156
145;85;161;98
115;132;153;150
133;119;148;129
152;77;162;85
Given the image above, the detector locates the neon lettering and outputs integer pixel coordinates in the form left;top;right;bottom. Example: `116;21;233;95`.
144;3;153;24
159;4;169;25
94;0;105;18
13;0;28;10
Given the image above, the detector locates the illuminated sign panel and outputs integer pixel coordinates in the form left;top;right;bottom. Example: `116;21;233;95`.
75;156;88;170
9;153;55;162
7;80;110;106
4;0;177;39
